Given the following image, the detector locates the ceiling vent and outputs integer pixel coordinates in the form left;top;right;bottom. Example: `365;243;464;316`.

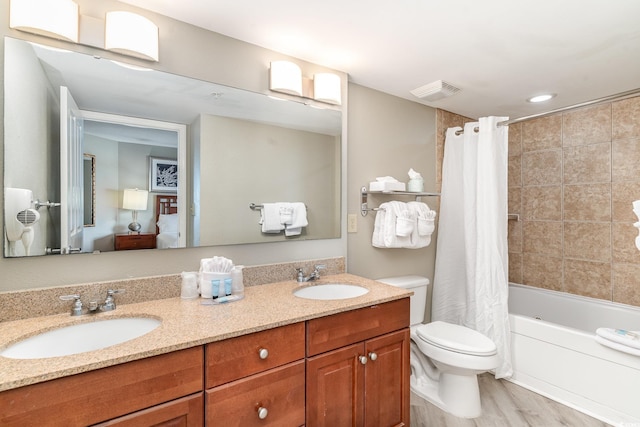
410;80;460;101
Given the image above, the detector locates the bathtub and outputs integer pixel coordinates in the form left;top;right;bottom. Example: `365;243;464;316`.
508;283;640;426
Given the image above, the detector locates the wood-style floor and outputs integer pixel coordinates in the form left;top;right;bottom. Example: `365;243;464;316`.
410;373;612;427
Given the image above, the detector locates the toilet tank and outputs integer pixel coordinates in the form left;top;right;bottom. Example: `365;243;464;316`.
377;275;429;326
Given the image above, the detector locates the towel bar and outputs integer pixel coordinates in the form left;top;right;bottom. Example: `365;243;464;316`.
249;203;308;211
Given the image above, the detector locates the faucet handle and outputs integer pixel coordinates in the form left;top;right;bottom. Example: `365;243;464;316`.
314;264;326;271
103;289;125;311
59;294;83;316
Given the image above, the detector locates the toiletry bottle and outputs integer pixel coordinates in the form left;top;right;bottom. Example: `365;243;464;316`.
231;265;245;299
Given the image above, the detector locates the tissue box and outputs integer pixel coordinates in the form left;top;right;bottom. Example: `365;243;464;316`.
369;181;406;192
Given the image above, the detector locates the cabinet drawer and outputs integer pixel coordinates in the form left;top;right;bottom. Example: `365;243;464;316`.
115;233;156;250
206;361;305;427
306;298;410;356
205;322;305;388
0;347;203;427
94;392;203;426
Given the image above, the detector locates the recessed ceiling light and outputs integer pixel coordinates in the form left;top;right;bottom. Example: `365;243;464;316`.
527;93;556;103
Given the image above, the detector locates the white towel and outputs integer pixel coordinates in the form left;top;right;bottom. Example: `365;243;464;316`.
260;203;285;233
408;201;436;248
385;201;412;248
285;202;308;236
372;204;388;248
595;335;640;356
595;328;640;350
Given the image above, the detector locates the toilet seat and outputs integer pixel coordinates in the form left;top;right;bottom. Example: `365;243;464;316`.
415;321;497;356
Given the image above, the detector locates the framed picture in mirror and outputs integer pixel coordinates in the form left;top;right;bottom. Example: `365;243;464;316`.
149;157;178;193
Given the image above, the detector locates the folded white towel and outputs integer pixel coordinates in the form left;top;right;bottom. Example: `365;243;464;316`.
408;201;436;248
595;335;640;356
285;202;308;236
595;328;640;350
260;203;285;233
372;204;388;248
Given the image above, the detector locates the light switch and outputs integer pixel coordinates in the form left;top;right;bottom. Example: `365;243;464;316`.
347;214;357;233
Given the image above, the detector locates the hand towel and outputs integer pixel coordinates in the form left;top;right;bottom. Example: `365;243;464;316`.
384;201;412;248
260;203;285;233
408;201;437;248
285;202;308;236
372;204;388;247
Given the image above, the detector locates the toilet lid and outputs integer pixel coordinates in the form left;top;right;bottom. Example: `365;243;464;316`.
415;321;497;356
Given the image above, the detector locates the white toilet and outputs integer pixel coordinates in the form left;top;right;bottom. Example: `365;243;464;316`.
378;275;498;419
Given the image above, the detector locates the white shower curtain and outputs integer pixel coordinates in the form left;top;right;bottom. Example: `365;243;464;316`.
432;117;512;378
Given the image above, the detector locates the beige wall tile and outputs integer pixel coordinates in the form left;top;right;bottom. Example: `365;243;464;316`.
523;221;562;256
508;122;522;157
522;186;562;221
563;104;611;146
522;150;562;186
522;115;562;152
612;182;640;222
564;259;611;300
508;220;522;253
612;97;640;140
522;253;563;291
564;222;611;262
508;187;521;215
563;184;611;221
612;138;640;182
508;154;522;188
612;222;639;263
509;252;523;284
613;263;640;306
563;142;611;184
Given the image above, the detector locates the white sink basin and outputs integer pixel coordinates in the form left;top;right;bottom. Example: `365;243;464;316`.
0;317;161;359
293;283;369;300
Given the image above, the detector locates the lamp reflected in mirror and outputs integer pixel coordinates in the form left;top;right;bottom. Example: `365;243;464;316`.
122;188;148;233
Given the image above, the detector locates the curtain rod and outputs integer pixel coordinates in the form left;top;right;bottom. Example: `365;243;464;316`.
454;87;640;135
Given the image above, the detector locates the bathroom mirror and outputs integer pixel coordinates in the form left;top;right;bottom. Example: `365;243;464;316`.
3;37;342;257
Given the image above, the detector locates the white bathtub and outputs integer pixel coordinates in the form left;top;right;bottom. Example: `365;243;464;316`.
508;283;640;426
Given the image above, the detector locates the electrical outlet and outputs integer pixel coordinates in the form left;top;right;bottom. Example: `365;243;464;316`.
347;214;357;233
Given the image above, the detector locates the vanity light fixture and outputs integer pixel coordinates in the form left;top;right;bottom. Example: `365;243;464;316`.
9;0;79;43
269;61;303;96
313;73;342;105
122;188;148;233
527;93;556;103
105;11;159;62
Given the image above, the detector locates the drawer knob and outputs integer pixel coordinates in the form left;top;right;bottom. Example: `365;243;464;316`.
258;348;269;359
368;352;378;361
257;406;268;419
359;355;368;365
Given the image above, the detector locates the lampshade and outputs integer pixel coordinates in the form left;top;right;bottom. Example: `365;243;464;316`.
269;61;303;96
105;11;159;62
10;0;79;43
123;188;148;211
313;73;342;105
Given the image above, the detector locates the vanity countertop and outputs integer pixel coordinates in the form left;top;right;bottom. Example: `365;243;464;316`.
0;274;411;392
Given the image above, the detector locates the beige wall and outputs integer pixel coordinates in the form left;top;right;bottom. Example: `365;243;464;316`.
508;97;640;308
347;84;437;321
0;0;347;291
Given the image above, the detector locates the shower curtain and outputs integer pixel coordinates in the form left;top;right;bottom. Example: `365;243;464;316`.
432;117;512;378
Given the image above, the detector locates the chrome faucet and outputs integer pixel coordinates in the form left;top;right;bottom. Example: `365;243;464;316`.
296;264;326;282
59;289;125;316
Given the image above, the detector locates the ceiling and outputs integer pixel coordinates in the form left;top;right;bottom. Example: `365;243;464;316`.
120;0;640;120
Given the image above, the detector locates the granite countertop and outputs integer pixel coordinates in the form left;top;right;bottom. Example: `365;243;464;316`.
0;274;411;392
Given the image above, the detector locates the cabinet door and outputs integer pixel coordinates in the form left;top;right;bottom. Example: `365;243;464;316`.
93;393;203;427
364;329;410;427
306;343;365;427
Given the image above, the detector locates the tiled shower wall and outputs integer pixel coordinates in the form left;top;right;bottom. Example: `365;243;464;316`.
436;98;640;308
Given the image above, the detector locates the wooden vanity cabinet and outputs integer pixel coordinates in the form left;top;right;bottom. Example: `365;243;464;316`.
305;298;411;427
0;347;203;427
204;322;306;426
